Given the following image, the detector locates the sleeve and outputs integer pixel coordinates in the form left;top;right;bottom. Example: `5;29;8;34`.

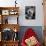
21;39;26;46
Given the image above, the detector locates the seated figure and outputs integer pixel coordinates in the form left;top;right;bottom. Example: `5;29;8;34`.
21;28;41;46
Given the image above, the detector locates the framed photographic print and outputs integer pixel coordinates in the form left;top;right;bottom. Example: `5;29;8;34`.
1;28;13;41
2;10;9;15
9;10;18;15
25;6;35;19
1;28;18;41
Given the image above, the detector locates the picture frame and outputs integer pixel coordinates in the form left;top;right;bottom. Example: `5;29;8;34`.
1;28;13;41
25;6;35;19
2;10;9;15
1;28;18;41
9;10;18;15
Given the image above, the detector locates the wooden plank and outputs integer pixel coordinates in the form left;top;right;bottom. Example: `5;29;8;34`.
0;24;20;32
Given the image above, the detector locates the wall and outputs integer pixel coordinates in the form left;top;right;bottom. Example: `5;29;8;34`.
18;0;44;26
0;0;44;26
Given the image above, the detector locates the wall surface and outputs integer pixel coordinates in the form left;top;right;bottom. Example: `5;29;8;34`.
17;0;43;26
0;0;44;26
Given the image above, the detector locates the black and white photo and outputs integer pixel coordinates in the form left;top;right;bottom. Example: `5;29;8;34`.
25;6;35;19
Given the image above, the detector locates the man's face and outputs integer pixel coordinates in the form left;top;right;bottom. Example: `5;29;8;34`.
27;8;34;16
25;36;38;46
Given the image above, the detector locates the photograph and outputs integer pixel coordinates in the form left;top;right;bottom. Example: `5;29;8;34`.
0;0;45;46
25;6;35;19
